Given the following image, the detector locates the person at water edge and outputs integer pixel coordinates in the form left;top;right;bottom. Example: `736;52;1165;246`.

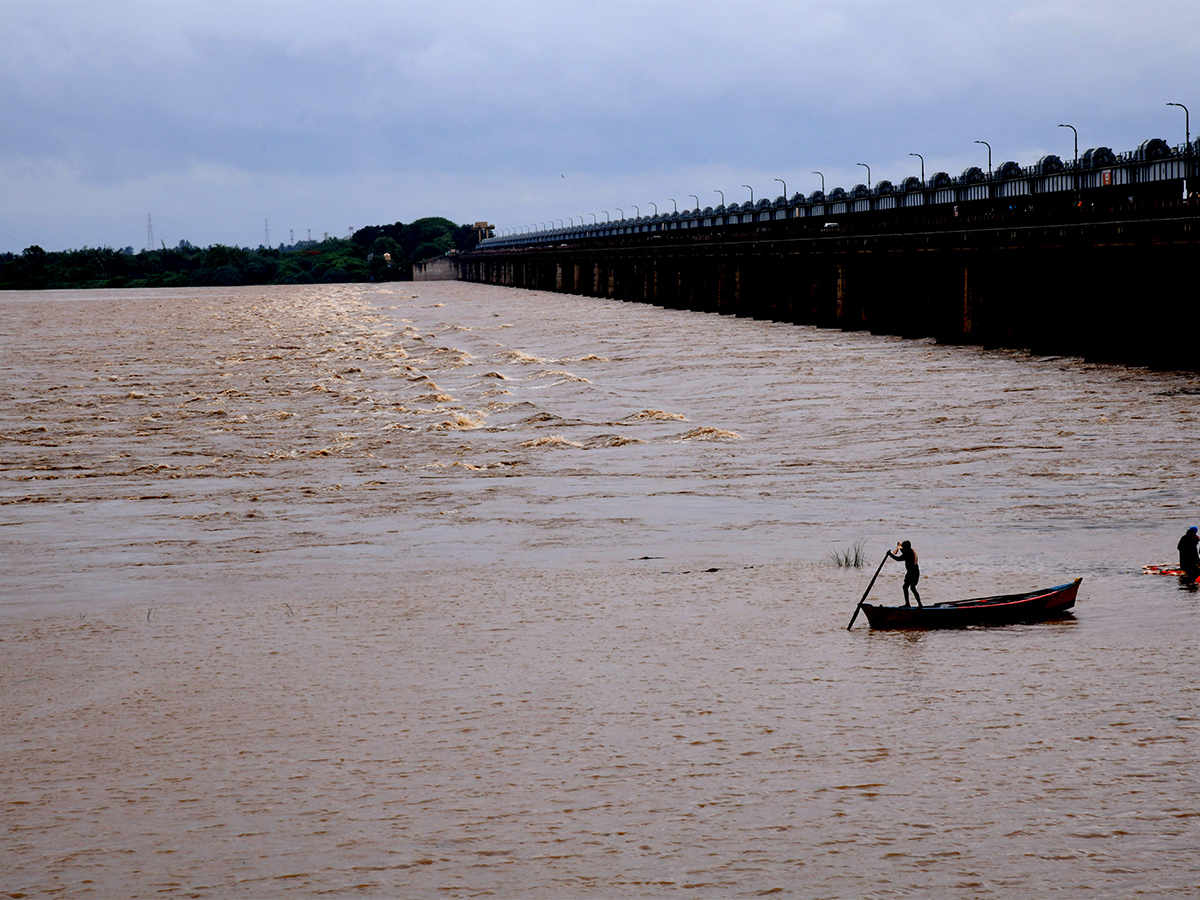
886;540;922;607
1178;526;1200;578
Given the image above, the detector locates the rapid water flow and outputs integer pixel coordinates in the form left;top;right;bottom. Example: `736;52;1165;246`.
2;282;1198;897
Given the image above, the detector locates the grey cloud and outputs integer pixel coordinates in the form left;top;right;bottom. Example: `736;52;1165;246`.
2;1;1200;252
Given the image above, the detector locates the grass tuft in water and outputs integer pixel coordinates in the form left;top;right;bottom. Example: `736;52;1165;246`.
828;538;867;568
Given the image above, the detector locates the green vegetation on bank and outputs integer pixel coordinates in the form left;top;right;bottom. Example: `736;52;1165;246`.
0;217;478;290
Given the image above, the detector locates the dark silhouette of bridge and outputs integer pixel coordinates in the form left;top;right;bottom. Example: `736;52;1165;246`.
450;137;1200;371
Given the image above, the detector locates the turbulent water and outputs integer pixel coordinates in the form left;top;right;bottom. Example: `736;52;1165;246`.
2;282;1198;898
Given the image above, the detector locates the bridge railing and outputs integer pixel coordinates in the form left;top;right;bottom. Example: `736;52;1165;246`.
480;135;1198;251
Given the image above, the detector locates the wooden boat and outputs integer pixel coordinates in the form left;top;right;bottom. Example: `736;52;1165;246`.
858;578;1081;630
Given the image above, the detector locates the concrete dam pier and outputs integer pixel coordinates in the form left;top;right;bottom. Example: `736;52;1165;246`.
459;202;1199;372
455;136;1200;371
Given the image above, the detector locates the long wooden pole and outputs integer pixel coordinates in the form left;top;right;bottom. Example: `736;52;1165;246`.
847;551;892;630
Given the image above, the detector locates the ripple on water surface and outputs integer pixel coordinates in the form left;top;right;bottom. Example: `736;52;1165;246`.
1;282;1199;897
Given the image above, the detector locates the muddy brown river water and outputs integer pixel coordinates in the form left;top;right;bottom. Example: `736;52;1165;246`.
2;282;1199;897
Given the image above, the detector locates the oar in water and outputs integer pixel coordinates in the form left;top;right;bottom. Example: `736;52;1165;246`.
847;551;891;630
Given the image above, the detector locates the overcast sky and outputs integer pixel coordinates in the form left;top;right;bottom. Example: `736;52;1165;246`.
3;0;1199;253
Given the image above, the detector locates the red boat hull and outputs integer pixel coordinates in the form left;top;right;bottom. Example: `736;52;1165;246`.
860;578;1081;630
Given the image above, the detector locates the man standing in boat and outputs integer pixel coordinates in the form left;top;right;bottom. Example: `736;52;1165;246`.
1178;526;1200;580
887;540;922;607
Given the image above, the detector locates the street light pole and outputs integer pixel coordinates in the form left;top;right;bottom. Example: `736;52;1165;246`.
1059;123;1079;197
742;184;754;204
689;194;700;210
909;152;924;186
812;171;825;193
974;140;992;178
1058;123;1078;163
668;198;678;213
648;202;658;215
602;210;610;222
1168;101;1191;144
1168;102;1191;193
713;189;724;206
615;209;623;220
856;163;871;189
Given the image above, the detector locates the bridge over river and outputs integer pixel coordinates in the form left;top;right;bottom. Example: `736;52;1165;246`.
441;139;1200;371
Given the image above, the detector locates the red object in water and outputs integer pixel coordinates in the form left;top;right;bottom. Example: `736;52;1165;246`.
1142;564;1199;580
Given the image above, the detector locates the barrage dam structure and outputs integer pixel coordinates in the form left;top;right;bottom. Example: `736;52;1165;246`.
440;138;1200;371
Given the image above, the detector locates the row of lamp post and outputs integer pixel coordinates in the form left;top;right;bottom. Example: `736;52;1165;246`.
498;105;1191;235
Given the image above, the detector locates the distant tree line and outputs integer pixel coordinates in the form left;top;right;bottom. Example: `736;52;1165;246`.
0;217;479;290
